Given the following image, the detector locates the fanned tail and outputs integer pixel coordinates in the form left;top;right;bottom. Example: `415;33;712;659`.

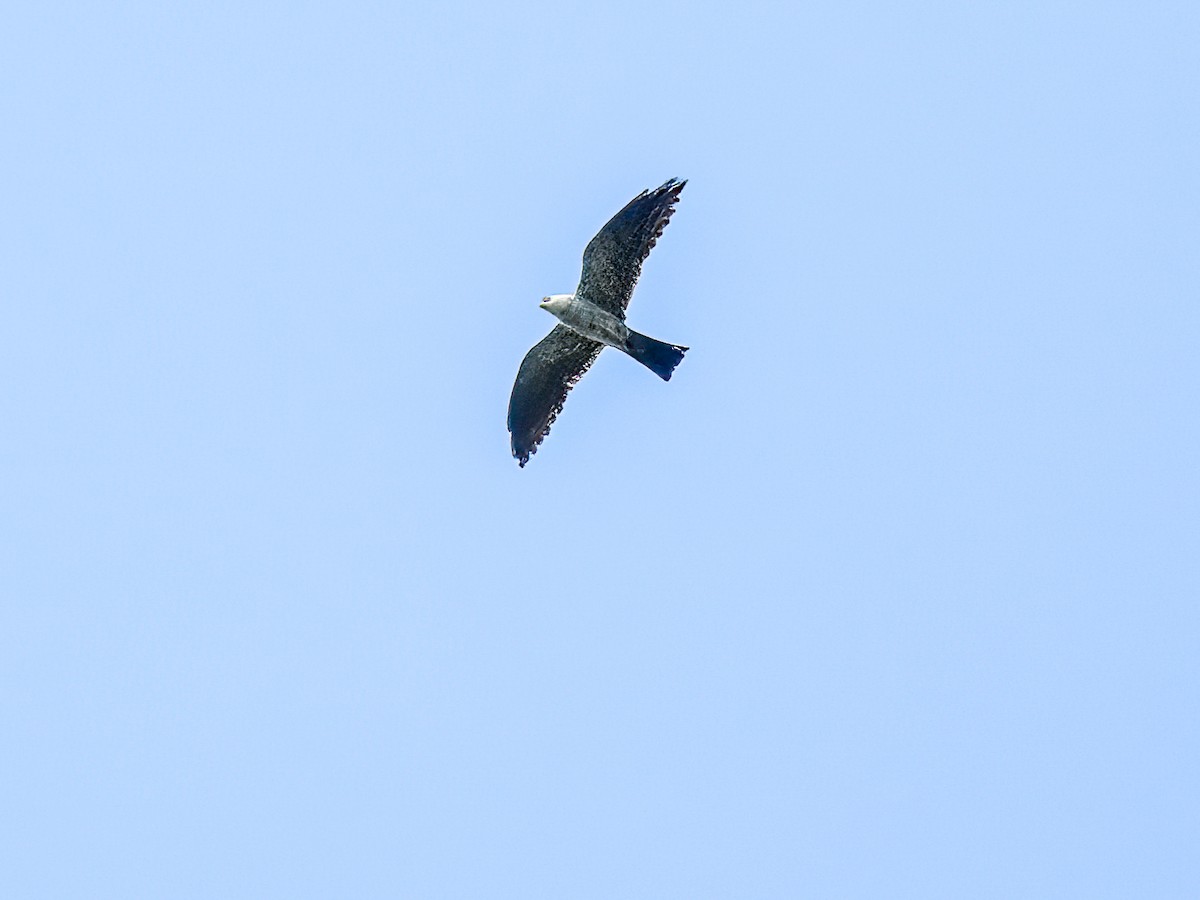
625;331;688;381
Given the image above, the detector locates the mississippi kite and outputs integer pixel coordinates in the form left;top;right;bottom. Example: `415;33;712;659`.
507;179;689;467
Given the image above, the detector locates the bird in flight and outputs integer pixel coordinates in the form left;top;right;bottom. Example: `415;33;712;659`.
507;179;689;467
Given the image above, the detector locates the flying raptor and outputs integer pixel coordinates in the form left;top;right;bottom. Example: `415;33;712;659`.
507;178;689;467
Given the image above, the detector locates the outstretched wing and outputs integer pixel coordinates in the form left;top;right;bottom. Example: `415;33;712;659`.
575;178;686;319
508;325;604;467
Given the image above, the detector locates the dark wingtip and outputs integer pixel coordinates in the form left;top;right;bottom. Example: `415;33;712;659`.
513;442;536;467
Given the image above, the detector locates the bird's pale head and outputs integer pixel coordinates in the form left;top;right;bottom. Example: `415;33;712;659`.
539;294;574;315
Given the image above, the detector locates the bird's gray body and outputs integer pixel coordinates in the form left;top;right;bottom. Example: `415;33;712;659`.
507;179;689;467
539;294;630;350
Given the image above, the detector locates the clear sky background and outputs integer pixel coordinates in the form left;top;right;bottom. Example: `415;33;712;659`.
2;2;1197;897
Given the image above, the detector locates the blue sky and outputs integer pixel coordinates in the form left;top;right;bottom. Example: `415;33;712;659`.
2;2;1197;896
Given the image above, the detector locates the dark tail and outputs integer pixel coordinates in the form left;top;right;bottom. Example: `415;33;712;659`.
625;331;688;381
